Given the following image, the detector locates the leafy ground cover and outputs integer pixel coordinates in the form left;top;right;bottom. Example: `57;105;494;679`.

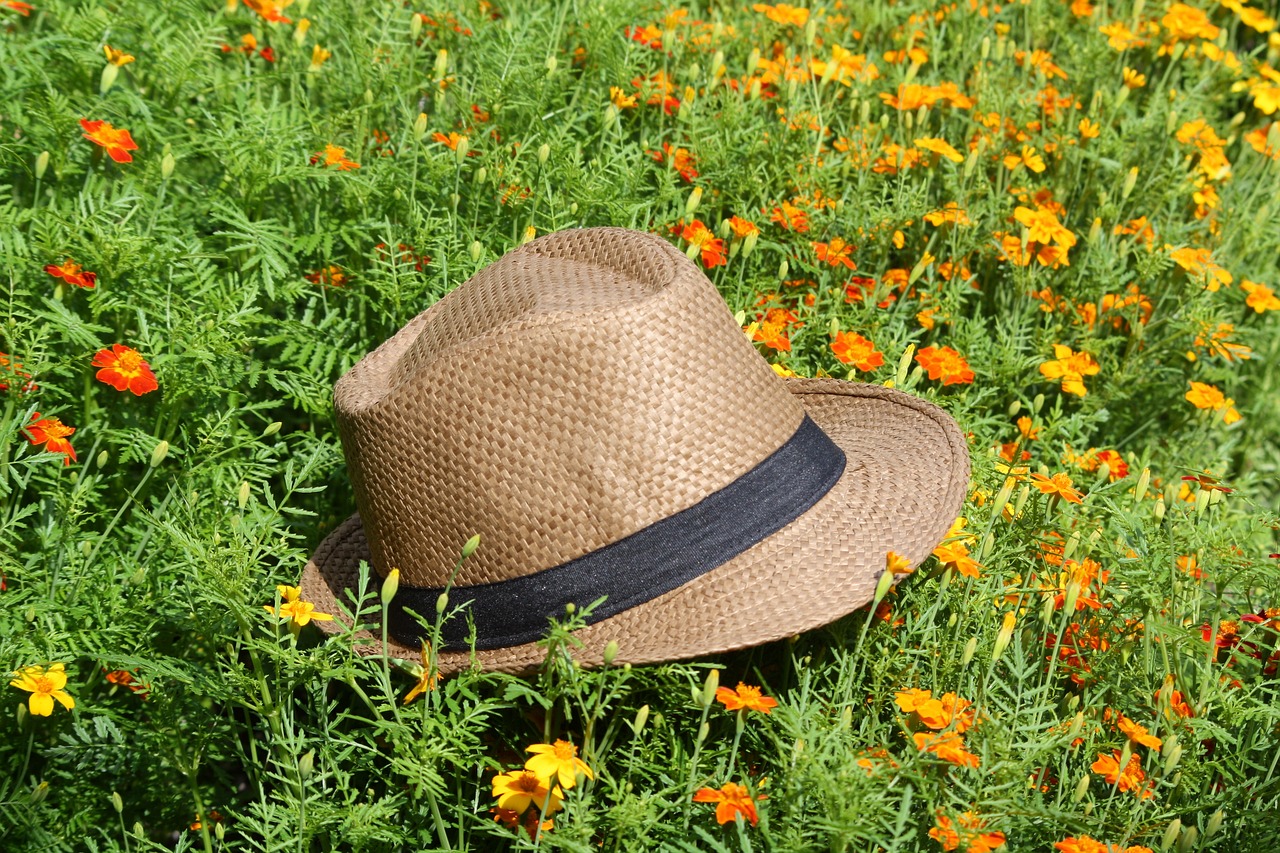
2;0;1280;850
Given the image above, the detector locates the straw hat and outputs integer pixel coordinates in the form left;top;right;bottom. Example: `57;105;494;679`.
301;227;968;675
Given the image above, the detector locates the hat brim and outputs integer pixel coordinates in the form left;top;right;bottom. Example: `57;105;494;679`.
299;377;969;675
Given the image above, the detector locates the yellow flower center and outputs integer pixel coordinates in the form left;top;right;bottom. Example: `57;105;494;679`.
552;740;577;760
512;771;542;793
115;349;144;374
33;675;53;694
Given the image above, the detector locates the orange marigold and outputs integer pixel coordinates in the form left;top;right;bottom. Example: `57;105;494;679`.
1039;344;1099;396
92;344;159;396
752;2;808;26
915;345;974;386
913;731;980;768
1030;472;1084;504
1242;279;1280;313
692;782;763;826
80;119;138;163
311;144;360;170
715;682;779;714
728;216;759;239
1116;715;1161;750
1185;381;1241;424
813;237;856;268
1090;750;1153;799
830;331;884;371
769;201;809;232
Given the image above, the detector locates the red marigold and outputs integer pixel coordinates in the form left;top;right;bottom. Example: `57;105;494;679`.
92;344;159;396
915;345;974;386
45;258;97;289
651;142;698;182
25;412;77;465
814;237;856;268
80;119;139;163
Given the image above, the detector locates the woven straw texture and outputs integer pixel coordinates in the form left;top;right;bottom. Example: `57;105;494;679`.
300;227;970;674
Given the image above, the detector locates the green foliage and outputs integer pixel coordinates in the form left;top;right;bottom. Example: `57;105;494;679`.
1;0;1279;850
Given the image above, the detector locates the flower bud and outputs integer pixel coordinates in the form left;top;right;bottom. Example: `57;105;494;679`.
150;440;169;467
1205;810;1223;840
537;142;550;166
409;12;422;41
1193;488;1210;518
872;568;895;608
1121;167;1138;200
298;749;315;780
1063;581;1081;614
992;611;1016;660
684;186;702;216
632;704;650;735
545;54;557;74
701;668;719;708
469;241;483;263
237;481;250;510
896;345;915;386
381;568;400;605
1163;742;1182;774
697;720;710;742
435;591;449;615
413;112;428;141
1068;711;1084;739
133;822;145;837
1072;774;1090;803
565;601;575;615
96;450;109;468
522;225;536;244
1032;393;1045;414
1161;819;1181;851
35;150;49;180
474;166;487;184
1176;826;1197;853
100;63;120;96
294;18;311;44
742;230;758;257
111;792;124;813
29;781;48;805
1153;495;1166;522
961;636;977;665
603;639;619;665
455;136;470;161
980;36;991;60
262;421;282;437
160;151;176;180
777;259;789;280
1087;216;1102;244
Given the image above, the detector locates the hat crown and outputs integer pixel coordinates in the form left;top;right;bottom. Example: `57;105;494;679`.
334;228;804;588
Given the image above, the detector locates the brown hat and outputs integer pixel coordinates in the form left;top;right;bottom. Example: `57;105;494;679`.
300;227;968;675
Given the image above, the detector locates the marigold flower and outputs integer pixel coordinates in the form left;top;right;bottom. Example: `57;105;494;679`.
930;812;1006;853
1031;472;1084;504
80;118;139;163
715;682;779;714
92;344;158;396
525;739;593;789
103;45;135;66
1099;21;1145;50
609;86;638;108
1161;2;1219;41
1185;381;1241;424
2;1;34;14
1039;345;1099;397
1014;207;1075;251
104;668;150;696
263;590;334;627
829;331;884;372
243;0;292;23
813;236;856;268
1078;118;1101;139
887;551;912;575
923;202;971;226
692;782;762;826
728;216;759;239
915;137;964;163
25;413;76;465
769;201;809;232
311;143;360;170
45;258;97;289
305;265;348;287
1090;749;1153;798
913;730;980;768
0;352;36;394
1168;246;1232;290
752;2;808;26
1121;67;1146;88
1054;837;1143;853
1242;280;1280;313
404;640;438;703
915;345;974;386
492;769;564;815
681;219;727;269
1116;715;1161;750
10;663;75;716
933;539;982;578
309;43;330;70
1004;146;1046;173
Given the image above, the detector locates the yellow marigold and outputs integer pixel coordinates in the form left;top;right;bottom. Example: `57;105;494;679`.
11;663;75;716
1039;344;1100;396
1185;381;1241;424
1168;246;1232;290
1161;3;1220;41
1099;21;1145;50
752;2;808;26
914;137;964;163
1242;279;1280;312
1014;206;1075;250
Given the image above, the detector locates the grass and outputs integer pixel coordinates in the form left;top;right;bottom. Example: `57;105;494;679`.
1;0;1279;850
